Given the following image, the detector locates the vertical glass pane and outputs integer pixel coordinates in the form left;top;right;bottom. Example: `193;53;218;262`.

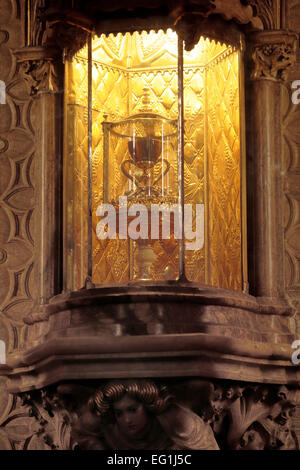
64;45;89;290
91;30;179;284
183;38;243;290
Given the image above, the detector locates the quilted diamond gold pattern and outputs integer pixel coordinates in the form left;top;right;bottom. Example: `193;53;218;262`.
65;33;243;290
206;51;242;290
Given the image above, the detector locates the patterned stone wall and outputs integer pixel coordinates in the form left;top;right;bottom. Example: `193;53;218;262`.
283;0;300;337
0;0;45;450
282;0;300;442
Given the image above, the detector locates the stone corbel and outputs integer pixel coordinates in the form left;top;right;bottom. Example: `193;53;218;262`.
45;21;90;60
251;31;298;82
28;1;91;58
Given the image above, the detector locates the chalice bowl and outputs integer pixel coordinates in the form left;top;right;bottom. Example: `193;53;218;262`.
128;135;162;169
119;115;176;200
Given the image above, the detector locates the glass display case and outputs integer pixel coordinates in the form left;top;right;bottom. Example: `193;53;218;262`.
64;29;246;290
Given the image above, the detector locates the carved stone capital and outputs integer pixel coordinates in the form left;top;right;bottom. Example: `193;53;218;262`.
18;379;299;450
19;59;59;95
251;31;298;82
14;47;60;95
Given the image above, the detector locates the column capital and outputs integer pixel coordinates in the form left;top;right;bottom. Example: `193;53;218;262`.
250;30;298;82
14;46;61;95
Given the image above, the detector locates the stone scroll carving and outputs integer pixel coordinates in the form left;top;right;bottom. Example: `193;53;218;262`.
17;379;299;450
17;59;59;96
13;46;61;96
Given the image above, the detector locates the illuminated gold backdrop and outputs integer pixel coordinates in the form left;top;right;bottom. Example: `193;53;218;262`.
64;31;243;290
64;45;89;290
206;50;242;290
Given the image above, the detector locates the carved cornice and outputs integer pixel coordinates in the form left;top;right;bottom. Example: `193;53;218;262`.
251;31;298;82
27;0;265;54
14;47;60;95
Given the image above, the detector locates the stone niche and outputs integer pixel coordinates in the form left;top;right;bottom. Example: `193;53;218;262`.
0;0;300;450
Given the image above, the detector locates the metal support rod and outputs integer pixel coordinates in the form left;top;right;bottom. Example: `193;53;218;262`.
204;62;210;285
177;36;186;281
239;48;249;293
87;33;93;282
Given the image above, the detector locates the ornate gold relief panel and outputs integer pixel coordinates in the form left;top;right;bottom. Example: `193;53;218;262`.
183;42;242;287
64;47;89;290
206;49;242;290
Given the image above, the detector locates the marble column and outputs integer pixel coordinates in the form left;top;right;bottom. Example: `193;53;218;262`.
246;31;298;300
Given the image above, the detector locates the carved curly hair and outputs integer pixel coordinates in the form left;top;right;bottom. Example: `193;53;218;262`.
88;380;173;421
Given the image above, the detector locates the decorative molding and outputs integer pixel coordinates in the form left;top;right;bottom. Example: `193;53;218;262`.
26;0;264;54
17;379;299;450
251;31;298;82
244;0;276;29
212;0;263;29
27;0;47;47
5;283;299;392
